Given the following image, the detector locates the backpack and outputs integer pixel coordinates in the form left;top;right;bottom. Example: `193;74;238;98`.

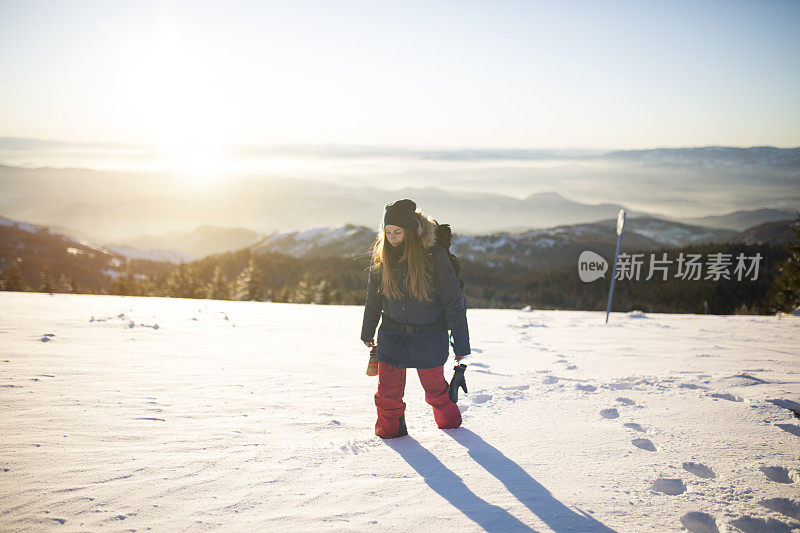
434;223;465;291
433;223;466;349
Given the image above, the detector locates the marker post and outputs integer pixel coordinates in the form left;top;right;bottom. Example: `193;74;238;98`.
605;209;626;323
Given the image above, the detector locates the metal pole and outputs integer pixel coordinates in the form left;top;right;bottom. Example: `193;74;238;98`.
605;210;626;323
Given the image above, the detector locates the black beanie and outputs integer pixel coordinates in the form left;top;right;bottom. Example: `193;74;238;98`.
383;199;417;231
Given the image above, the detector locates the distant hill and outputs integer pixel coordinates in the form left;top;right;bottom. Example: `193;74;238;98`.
0;216;173;292
117;225;264;260
678;208;798;232
245;217;743;271
251;225;376;259
104;245;191;264
730;218;800;245
600;146;800;168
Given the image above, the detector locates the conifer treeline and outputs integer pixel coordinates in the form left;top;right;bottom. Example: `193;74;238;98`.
3;229;799;314
101;249;370;305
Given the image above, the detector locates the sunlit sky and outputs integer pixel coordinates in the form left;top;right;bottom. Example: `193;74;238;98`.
1;0;799;152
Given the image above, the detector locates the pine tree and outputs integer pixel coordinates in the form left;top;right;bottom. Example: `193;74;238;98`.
1;262;27;292
278;286;292;303
234;259;265;301
206;265;230;300
40;267;55;294
769;214;800;313
110;277;125;295
124;259;138;296
294;277;314;304
138;275;156;297
57;273;76;293
315;279;331;304
165;262;200;299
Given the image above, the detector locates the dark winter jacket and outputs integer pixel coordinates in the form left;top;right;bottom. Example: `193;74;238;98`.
360;215;470;369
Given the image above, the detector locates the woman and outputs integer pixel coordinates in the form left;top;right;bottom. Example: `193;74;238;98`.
360;199;470;439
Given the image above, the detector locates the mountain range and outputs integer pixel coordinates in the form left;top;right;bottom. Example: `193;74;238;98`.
1;145;798;242
244;216;797;271
113;225;264;261
1;211;796;296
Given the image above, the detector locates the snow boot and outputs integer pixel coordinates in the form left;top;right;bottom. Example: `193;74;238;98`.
378;414;408;439
396;414;408;437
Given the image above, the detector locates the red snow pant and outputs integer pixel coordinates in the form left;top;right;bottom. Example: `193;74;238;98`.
374;361;462;438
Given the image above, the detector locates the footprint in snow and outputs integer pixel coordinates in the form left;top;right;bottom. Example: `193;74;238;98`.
335;437;383;455
600;408;619;419
775;424;800;437
542;376;559;385
680;512;719;533
108;513;136;522
760;466;797;484
758;498;800;521
650;478;685;495
623;422;646;433
576;384;597;392
724;373;769;386
616;397;636;406
768;399;800;419
730;515;794;533
500;385;530;391
472;394;492;404
40;333;55;342
709;392;743;402
632;438;657;451
682;462;716;479
606;381;636;391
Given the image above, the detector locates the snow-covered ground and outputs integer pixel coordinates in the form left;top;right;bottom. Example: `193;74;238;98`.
1;292;799;532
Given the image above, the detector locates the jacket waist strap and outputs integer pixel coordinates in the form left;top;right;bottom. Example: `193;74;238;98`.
381;313;446;335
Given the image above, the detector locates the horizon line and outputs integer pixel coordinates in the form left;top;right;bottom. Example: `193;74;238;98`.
2;136;799;153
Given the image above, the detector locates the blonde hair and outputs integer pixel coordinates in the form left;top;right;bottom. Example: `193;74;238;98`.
370;213;433;302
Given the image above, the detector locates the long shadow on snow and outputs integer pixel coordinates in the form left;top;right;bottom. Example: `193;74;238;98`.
384;436;535;532
446;428;615;533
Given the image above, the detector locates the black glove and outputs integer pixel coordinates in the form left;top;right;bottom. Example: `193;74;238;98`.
449;364;467;403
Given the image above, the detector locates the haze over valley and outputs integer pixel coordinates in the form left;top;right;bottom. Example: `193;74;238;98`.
1;142;798;245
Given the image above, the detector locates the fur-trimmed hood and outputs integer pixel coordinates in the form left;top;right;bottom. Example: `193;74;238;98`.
415;211;438;250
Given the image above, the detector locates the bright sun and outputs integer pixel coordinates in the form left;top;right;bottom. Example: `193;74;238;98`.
122;16;233;185
165;143;228;185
